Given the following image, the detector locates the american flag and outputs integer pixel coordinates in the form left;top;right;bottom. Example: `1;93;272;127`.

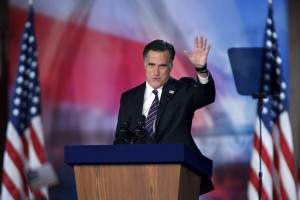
1;6;48;200
247;2;298;200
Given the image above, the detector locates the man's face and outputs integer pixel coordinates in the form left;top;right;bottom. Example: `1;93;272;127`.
144;50;173;89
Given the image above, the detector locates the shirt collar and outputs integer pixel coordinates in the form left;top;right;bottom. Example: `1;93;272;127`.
145;82;163;99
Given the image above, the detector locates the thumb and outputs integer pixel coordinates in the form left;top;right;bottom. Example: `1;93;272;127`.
183;50;191;58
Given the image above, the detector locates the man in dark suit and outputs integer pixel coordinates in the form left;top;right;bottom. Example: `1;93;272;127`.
114;36;215;193
115;36;215;149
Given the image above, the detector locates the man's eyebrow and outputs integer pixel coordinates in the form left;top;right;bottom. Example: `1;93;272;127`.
159;63;168;67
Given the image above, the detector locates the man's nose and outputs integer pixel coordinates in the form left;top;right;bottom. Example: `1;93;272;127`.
153;66;159;75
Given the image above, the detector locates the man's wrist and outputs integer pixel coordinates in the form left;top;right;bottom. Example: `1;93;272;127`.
195;63;208;74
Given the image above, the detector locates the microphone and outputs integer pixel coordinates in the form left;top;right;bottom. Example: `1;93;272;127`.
113;121;131;144
130;115;146;144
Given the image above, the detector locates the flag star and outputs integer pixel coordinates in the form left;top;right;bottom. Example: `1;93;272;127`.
276;68;280;75
265;63;271;70
278;104;283;111
30;107;37;114
16;87;22;95
28;82;33;89
263;98;269;103
31;61;37;68
33;96;39;103
271;110;276;118
25;22;31;28
267;18;272;25
272;32;277;39
17;77;24;84
262;107;268;114
35;87;40;92
20;55;26;61
266;40;272;48
27;58;32;64
263;85;269;92
21;44;27;50
281;82;286;89
276;57;282;65
266;29;272;36
19;65;25;73
14;98;21;106
28;93;32;99
279;92;285;100
264;74;271;81
28;47;33;53
13;109;19;116
23;32;28;39
29;72;35;79
29;36;35;43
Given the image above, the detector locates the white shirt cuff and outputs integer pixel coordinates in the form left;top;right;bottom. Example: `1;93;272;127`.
197;73;209;84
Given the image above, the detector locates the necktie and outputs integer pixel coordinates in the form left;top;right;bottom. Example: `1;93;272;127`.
145;90;159;137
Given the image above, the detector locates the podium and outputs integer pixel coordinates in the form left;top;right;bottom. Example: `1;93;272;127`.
64;144;213;200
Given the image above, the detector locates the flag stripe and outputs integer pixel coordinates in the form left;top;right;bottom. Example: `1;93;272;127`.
3;171;21;200
30;123;45;163
253;131;272;174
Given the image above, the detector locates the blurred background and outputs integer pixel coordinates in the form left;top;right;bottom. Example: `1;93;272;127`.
1;0;299;199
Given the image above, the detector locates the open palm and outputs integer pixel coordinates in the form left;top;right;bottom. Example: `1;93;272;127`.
183;36;211;68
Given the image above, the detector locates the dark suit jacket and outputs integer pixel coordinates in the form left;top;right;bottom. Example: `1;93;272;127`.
115;75;215;194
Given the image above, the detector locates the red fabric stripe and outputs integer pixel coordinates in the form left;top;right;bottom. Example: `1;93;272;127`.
254;131;273;174
3;171;21;200
279;180;289;200
277;122;295;176
273;146;280;200
30;123;45;163
5;140;29;196
273;186;279;200
273;141;279;171
33;190;47;200
277;121;295;200
249;167;269;200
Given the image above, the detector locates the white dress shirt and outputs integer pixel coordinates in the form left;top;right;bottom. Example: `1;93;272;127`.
142;73;209;132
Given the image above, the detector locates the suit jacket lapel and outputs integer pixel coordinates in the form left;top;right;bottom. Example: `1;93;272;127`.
155;77;178;131
134;83;146;119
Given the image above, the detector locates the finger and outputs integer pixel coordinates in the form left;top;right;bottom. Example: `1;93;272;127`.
203;37;207;49
183;50;191;58
206;44;211;53
194;36;198;49
199;35;203;48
